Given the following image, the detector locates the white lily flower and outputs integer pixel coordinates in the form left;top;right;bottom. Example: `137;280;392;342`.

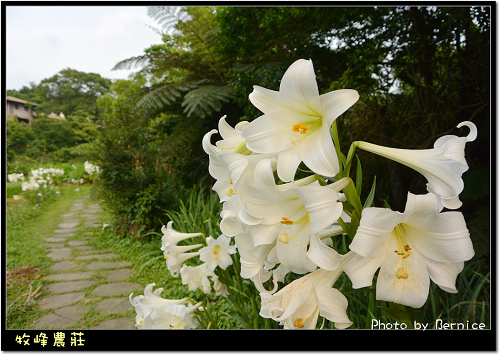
241;59;359;181
8;173;24;183
129;283;201;329
202;116;254;202
212;275;229;297
199;234;237;271
260;253;355;329
356;121;477;209
237;158;346;273
343;192;474;308
234;233;274;279
160;221;204;277
180;263;216;294
161;221;202;249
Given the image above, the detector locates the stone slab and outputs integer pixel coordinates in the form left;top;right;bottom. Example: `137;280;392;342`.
38;292;85;310
43;271;94;281
76;246;94;251
35;305;85;328
44;280;98;294
106;268;133;282
47;248;72;260
51;233;75;238
40;243;65;248
45;237;69;242
51;261;76;272
95;298;134;315
84;261;131;270
75;253;120;261
58;222;79;229
54;228;80;234
61;212;77;218
91;282;142;297
90;317;136;329
67;240;88;246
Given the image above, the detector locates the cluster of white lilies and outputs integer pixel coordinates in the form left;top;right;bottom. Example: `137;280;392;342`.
130;59;477;329
19;168;65;191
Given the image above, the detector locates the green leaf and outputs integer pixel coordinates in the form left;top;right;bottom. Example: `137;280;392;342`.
363;176;377;208
355;155;362;196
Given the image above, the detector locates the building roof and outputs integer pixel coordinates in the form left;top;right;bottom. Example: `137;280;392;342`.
6;96;39;106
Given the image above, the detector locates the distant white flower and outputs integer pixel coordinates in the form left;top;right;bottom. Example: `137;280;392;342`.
199;235;237;271
129;283;201;329
12;195;21;200
8;173;24;183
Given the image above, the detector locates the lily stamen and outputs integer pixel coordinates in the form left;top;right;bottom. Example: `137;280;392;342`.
281;217;294;225
292;124;309;134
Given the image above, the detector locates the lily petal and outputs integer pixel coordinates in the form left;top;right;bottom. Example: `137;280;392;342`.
306;233;342;270
316;285;352;329
425;258;464;293
376;247;430;308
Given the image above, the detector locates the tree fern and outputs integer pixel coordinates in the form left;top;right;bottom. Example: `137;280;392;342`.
182;85;235;118
136;81;197;112
147;6;191;35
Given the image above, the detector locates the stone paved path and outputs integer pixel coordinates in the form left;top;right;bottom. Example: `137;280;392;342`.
34;195;142;329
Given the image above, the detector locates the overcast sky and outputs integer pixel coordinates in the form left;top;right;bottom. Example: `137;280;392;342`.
6;6;162;91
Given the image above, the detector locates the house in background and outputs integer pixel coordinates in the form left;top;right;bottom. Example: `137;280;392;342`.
6;96;38;125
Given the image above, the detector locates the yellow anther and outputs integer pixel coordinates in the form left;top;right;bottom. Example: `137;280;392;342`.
281;217;294;225
294;318;305;328
292;124;309;134
396;267;409;279
226;188;235;197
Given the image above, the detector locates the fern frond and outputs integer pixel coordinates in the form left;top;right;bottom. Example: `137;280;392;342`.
147;6;190;35
181;85;235;118
112;54;151;71
137;81;199;112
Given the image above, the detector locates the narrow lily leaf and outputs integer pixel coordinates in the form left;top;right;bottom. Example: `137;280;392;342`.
337;218;351;239
342;178;363;217
355;155;362;196
363;176;377;208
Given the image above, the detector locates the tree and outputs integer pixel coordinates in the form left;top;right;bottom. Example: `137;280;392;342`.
34;68;112;118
